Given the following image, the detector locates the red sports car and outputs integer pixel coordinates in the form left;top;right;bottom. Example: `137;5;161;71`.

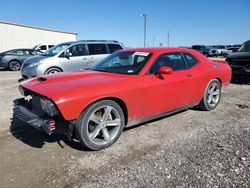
15;48;231;150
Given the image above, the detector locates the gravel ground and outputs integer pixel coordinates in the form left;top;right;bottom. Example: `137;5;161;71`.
0;68;21;135
0;68;249;187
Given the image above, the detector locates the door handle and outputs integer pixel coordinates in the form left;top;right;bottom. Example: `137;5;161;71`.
187;74;192;77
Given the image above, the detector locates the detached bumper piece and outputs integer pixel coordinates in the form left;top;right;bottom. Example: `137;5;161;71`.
14;104;56;135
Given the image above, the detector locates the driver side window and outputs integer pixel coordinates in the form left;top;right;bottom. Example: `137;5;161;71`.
149;53;188;74
66;44;86;57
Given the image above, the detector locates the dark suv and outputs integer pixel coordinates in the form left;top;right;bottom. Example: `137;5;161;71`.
226;40;250;78
191;45;211;57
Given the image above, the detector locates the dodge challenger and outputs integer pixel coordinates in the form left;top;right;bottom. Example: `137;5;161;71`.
15;48;232;150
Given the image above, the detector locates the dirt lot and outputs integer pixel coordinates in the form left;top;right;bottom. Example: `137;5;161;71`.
0;68;250;187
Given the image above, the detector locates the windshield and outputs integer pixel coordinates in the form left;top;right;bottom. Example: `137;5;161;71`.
32;44;39;49
41;43;71;56
91;51;152;75
238;41;250;52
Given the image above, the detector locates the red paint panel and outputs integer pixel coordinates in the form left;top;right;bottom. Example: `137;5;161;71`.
21;48;232;125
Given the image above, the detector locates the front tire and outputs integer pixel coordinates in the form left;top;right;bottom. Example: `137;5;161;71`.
8;60;21;71
45;67;62;75
76;100;125;150
198;79;221;111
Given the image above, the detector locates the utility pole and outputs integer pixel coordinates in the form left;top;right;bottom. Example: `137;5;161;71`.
167;30;170;47
141;14;148;47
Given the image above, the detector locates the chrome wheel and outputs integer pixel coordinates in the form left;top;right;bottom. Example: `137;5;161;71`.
198;79;221;111
9;61;21;71
76;100;125;150
206;82;220;107
86;106;121;146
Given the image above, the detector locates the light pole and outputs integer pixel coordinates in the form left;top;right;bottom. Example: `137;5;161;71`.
141;14;148;47
167;30;170;47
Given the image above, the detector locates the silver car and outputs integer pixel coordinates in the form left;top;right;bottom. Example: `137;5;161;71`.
20;40;124;79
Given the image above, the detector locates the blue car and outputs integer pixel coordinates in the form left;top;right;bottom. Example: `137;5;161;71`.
0;49;42;71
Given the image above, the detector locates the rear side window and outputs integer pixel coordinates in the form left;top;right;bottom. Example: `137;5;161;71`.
14;50;29;55
183;53;198;68
108;44;123;53
48;45;54;48
88;44;108;55
7;50;17;54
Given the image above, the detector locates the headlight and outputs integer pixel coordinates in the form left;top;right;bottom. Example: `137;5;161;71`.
18;85;27;96
28;61;43;68
40;97;58;116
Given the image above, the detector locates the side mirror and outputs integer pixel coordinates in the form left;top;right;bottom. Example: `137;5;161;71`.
158;66;173;75
64;51;71;59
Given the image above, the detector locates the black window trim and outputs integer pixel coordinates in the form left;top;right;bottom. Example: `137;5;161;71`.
146;52;189;75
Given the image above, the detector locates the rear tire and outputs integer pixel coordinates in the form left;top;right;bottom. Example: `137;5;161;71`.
75;100;125;150
198;79;221;111
45;67;62;75
8;60;21;71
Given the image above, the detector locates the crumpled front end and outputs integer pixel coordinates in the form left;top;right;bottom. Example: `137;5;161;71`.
14;86;74;138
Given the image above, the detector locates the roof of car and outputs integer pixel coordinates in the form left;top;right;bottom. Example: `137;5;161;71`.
3;48;37;53
121;47;198;54
57;40;122;46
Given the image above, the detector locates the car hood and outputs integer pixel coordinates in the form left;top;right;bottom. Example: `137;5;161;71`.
23;55;49;65
226;52;250;59
20;70;135;102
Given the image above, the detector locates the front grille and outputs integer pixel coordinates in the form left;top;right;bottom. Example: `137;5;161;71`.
14;105;45;128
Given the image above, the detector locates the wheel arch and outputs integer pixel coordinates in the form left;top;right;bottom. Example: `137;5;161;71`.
45;66;63;74
81;97;128;126
214;77;222;85
8;59;21;65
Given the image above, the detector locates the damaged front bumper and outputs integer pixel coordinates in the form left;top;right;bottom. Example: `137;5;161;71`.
14;98;75;138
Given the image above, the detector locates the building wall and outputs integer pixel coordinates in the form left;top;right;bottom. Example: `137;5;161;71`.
0;22;77;52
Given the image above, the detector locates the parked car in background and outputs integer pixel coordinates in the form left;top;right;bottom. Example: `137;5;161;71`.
232;44;241;48
207;46;219;57
191;45;211;57
15;47;231;150
0;49;42;71
222;47;239;57
226;40;250;78
20;40;125;80
209;45;226;56
32;44;55;52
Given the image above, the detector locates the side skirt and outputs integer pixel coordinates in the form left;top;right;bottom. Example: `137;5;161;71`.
126;102;200;128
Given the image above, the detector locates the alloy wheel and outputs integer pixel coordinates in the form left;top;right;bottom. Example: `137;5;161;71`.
86;106;122;146
9;61;21;71
206;82;220;107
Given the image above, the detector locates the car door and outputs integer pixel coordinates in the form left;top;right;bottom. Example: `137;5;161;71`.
143;53;193;118
86;43;109;67
60;44;90;71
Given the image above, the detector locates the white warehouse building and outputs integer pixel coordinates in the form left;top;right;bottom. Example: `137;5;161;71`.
0;21;77;52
